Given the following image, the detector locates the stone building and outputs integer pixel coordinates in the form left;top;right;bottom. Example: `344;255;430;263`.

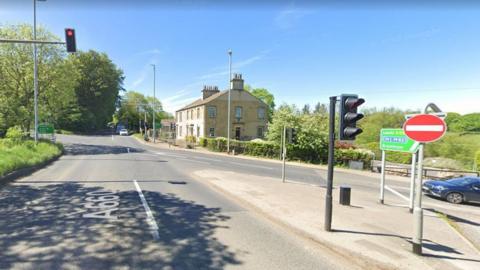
175;74;268;141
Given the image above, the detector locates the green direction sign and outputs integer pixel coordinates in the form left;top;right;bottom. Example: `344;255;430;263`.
38;123;54;134
380;129;419;153
154;123;162;129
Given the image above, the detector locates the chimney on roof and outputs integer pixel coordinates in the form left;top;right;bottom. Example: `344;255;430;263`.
202;85;220;99
231;73;244;91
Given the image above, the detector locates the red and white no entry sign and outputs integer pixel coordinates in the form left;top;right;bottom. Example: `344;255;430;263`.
403;114;446;143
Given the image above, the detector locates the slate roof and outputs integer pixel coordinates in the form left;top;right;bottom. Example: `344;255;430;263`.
176;90;227;112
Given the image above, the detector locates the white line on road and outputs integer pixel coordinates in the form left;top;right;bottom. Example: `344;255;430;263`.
228;161;273;170
177;158;211;165
133;180;160;240
385;185;410;202
405;125;444;132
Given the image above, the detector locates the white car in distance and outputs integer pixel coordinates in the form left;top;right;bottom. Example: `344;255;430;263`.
119;129;129;136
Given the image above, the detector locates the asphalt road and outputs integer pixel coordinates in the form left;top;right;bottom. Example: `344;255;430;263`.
0;134;351;270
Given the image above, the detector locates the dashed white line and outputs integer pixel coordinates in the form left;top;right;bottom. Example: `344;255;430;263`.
133;180;159;240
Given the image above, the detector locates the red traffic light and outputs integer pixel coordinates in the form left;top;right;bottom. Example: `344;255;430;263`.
65;28;76;53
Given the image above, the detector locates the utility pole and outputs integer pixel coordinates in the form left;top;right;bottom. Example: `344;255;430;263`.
324;96;337;232
227;49;232;153
151;64;156;143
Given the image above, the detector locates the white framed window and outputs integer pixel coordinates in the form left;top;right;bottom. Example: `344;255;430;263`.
207;106;217;118
209;128;215;137
258;107;266;120
197;108;200;119
179;126;182;136
235;106;243;119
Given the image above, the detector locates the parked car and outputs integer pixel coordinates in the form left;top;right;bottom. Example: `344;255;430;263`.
423;177;480;204
119;129;129;136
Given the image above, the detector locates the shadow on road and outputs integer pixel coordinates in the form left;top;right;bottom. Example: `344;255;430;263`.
64;144;145;155
0;182;241;269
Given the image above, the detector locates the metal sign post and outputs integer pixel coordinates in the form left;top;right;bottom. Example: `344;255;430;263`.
409;152;417;213
405;104;446;255
379;150;386;204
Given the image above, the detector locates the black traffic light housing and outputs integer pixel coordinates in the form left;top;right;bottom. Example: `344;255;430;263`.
287;128;298;144
65;28;76;53
339;94;365;140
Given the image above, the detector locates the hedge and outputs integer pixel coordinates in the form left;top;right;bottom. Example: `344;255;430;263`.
199;137;373;167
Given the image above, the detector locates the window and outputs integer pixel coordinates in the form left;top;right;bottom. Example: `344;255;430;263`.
257;126;264;138
235;106;243;119
197;108;200;119
197;126;200;137
209;127;215;137
207;106;216;118
258;107;266;120
179;126;182;136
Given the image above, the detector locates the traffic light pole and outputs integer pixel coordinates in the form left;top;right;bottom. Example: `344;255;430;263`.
282;125;286;183
33;0;38;143
324;96;336;232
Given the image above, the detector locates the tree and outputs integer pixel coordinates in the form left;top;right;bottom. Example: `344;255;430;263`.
0;24;76;134
313;102;327;115
302;104;310;114
244;84;275;122
65;50;124;131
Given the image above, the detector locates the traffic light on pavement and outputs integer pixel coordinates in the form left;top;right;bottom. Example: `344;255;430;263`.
287;128;298;144
65;28;76;53
339;94;365;140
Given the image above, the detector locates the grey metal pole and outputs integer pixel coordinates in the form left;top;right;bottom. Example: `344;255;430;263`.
227;49;232;153
379;150;386;204
33;0;38;143
324;96;336;232
282;125;286;183
152;64;156;143
409;152;417;213
413;144;424;255
144;111;147;137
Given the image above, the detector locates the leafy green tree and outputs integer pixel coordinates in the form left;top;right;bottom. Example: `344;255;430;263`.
0;24;76;134
302;104;310;115
244;84;275;122
64;50;124;131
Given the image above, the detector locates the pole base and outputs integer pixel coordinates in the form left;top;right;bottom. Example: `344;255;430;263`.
412;243;422;255
378;199;384;204
409;208;413;213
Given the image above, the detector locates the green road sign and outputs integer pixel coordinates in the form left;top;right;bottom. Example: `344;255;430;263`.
38;123;54;134
154;123;162;129
380;128;419;153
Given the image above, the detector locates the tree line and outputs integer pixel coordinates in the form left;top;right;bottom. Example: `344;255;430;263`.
0;24;124;135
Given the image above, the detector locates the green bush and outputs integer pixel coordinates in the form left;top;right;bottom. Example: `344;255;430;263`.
476;150;480;171
5;126;25;143
185;135;197;144
199;137;207;147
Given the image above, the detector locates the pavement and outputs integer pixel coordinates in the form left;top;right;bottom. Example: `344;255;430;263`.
0;134;358;270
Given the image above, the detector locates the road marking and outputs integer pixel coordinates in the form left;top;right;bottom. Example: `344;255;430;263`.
178;158;210;165
112;135;114;140
127;148;130;153
405;125;444;132
133;180;160;240
228;161;273;170
385;185;410;202
192;156;220;162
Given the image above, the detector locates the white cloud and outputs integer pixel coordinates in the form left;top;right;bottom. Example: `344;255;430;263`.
274;7;312;30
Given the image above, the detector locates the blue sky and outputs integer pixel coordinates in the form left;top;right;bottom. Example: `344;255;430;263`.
1;1;480;114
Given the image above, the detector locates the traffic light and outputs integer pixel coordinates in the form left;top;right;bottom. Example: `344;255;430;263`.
339;94;365;140
65;28;76;53
287;128;298;144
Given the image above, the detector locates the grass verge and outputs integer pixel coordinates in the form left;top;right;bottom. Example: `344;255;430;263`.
0;139;63;177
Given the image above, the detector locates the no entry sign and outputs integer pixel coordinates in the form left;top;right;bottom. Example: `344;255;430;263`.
403;114;446;143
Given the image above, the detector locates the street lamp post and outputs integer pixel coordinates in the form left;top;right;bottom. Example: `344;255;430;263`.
227;49;232;153
151;64;156;143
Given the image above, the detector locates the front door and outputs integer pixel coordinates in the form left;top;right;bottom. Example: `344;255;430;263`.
235;127;241;140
